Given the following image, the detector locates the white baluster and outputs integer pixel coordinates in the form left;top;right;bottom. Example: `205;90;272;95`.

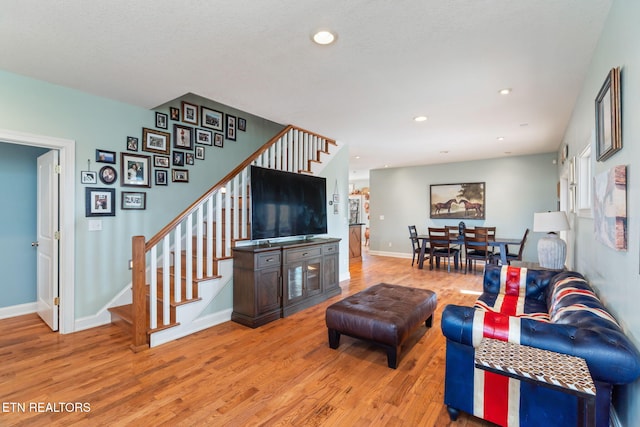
206;196;213;277
174;223;182;303
162;235;171;325
185;214;193;300
150;245;157;330
197;206;203;279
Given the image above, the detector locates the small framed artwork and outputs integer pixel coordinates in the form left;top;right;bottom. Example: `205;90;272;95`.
172;169;189;183
174;124;194;150
237;117;247;131
99;165;117;185
121;153;151;187
213;132;224;148
155;169;168;186
181;101;199;125
121;191;146;210
595;66;622;162
142;127;170;155
96;149;116;164
127;136;139;151
195;146;205;160
170;107;180;121
81;171;97;184
195;128;213;145
201;107;223;131
226;114;237;141
154;155;170;168
156;112;168;129
186;152;194;165
85;187;115;217
173;151;185;166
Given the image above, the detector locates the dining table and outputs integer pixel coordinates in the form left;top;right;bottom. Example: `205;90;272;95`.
415;234;522;270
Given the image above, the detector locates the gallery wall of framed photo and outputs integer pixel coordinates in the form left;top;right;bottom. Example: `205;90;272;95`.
81;98;250;217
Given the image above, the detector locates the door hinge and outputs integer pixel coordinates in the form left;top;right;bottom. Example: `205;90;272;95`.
54;297;60;306
54;231;61;240
55;165;62;174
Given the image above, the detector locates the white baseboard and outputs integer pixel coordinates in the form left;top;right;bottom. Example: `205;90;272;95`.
0;302;37;320
367;250;411;259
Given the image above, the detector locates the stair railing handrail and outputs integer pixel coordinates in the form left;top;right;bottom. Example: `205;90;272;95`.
130;124;336;351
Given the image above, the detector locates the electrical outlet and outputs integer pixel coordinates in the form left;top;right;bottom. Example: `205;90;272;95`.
128;260;133;270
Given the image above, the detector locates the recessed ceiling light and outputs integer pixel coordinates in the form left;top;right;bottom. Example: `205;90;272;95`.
497;136;505;141
499;88;512;95
413;115;428;122
355;155;360;159
312;30;336;45
440;150;449;154
384;164;389;168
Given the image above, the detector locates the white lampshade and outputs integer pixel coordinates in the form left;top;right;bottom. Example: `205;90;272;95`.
533;211;569;233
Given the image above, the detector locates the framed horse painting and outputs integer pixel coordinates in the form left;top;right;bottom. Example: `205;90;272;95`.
430;182;485;219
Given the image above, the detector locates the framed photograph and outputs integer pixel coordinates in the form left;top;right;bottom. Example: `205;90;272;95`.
120;153;151;187
174;124;194;150
81;171;97;184
142;127;170;155
237;117;247;131
170;107;180;121
186;153;194;165
127;136;139;151
201;107;223;131
121;191;146;210
195;146;205;160
155;169;168;186
173;151;184;166
226;114;237;141
99;165;117;185
85;187;115;217
154;155;170;168
96;149;116;164
430;182;485;219
155;112;168;129
172;169;189;183
213;132;224;148
595;67;622;162
195;128;213;145
181;101;199;125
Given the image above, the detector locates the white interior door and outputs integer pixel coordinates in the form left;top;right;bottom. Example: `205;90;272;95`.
36;150;59;331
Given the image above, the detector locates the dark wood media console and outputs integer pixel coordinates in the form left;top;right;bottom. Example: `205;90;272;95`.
232;238;341;328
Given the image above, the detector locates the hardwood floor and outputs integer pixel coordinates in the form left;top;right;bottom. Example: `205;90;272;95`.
0;251;492;427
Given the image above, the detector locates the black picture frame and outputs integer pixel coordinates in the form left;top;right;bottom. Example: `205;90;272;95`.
237;117;247;131
429;182;485;219
85;187;115;217
173;124;194;150
121;191;146;210
154;155;170;168
170;107;180;121
595;67;622;162
121;153;151;188
96;149;116;164
213;132;224;148
195;146;205;160
155;169;168;186
81;171;97;184
201;107;223;131
127;136;139;151
226;114;237;141
99;165;117;185
155;112;168;129
142;127;170;155
173;151;185;166
195;128;212;145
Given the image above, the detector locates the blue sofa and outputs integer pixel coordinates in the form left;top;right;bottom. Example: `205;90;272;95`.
441;264;640;427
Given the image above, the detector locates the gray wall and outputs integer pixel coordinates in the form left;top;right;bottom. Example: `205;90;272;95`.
368;153;558;261
559;0;640;424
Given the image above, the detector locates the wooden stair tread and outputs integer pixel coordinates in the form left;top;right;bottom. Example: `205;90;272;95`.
109;303;180;335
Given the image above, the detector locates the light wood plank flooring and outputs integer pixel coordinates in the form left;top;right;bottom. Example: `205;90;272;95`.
0;252;492;426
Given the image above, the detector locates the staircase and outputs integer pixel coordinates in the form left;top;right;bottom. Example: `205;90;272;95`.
108;125;337;352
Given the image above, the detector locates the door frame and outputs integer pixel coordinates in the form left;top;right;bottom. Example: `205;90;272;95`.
0;128;75;334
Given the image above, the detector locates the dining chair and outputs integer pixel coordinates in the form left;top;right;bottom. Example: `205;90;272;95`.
497;228;529;265
428;227;460;272
445;225;462;251
408;225;428;267
475;226;497;256
463;228;493;274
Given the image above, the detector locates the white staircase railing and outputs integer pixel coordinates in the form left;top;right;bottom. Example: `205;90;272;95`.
130;125;336;351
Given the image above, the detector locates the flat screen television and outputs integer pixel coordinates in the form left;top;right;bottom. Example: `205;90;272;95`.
250;165;327;240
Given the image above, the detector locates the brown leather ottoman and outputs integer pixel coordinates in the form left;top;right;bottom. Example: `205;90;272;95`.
325;283;437;368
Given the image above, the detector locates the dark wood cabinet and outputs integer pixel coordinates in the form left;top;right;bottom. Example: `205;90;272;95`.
232;238;341;327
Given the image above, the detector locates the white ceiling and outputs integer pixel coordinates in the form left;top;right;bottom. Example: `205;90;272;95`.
0;0;612;180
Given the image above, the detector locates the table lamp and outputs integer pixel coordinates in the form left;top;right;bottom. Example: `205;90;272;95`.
533;211;570;269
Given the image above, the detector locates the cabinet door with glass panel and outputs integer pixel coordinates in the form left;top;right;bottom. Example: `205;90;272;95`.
283;246;323;306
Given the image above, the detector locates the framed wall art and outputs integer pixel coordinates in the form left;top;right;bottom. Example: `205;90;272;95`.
155;169;168;186
170;107;180;121
181;101;199;125
121;191;147;210
96;149;116;164
121;153;151;187
196;128;212;145
154;155;170;168
213;132;224;148
174;124;194;150
195;146;205;160
85;187;115;217
142;127;170;155
99;165;117;185
226;114;237;141
595;67;622;161
237;117;247;131
201;107;223;131
81;171;97;184
172;169;189;183
594;165;627;251
127;136;139;151
430;182;485;219
155;112;168;129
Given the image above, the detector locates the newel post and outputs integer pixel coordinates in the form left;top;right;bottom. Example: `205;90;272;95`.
131;235;148;352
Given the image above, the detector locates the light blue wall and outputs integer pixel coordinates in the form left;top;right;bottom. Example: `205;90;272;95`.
0;142;48;307
368;153;558;262
0;70;287;318
559;1;640;424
